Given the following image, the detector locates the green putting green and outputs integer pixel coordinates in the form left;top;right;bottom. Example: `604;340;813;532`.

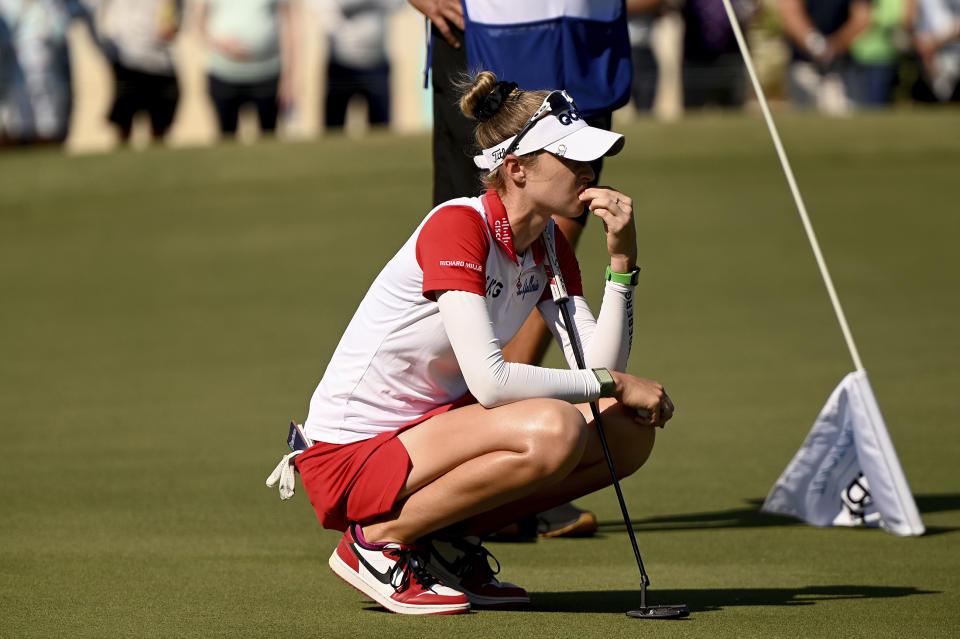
1;110;958;638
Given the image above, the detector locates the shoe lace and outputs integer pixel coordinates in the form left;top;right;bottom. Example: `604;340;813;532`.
387;547;442;593
446;539;501;580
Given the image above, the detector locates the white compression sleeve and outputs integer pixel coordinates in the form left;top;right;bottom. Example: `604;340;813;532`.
538;280;634;372
436;290;601;407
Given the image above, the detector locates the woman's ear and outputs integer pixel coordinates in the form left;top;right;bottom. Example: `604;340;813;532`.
503;155;525;187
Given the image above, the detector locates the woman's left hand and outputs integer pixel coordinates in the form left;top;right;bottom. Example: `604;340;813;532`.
579;187;637;273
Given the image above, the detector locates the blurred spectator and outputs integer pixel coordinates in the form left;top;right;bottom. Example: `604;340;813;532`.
197;0;299;138
627;0;662;112
911;0;960;101
0;0;91;146
849;0;910;106
681;0;757;109
312;0;403;130
778;0;872;113
92;0;183;143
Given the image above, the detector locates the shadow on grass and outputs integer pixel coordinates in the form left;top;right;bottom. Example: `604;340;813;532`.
595;494;960;534
596;498;784;533
358;585;938;615
531;585;939;614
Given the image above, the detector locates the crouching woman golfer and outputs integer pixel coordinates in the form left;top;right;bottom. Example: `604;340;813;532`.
293;71;675;615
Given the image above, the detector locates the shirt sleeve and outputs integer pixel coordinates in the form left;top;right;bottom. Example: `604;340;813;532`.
437;290;602;407
538;281;634;373
416;206;490;301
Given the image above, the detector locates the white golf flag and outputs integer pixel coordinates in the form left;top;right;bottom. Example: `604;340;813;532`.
761;370;925;536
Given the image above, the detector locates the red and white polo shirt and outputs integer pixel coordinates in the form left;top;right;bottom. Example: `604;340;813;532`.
305;190;584;445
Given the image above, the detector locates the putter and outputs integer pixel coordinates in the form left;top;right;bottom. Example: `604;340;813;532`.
540;229;689;620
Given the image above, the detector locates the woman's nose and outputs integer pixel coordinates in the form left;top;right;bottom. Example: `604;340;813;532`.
582;163;596;183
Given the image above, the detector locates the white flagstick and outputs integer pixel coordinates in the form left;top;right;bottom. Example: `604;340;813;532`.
725;4;924;535
718;0;864;372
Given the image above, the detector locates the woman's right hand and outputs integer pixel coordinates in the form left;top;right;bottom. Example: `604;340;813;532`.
579;187;637;274
610;371;674;428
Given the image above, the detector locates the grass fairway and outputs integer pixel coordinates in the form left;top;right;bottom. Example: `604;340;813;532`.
1;110;958;638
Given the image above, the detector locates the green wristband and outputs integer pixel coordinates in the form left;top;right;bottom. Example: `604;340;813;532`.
605;265;641;286
592;368;616;398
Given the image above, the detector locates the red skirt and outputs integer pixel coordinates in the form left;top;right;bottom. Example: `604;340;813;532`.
295;395;476;531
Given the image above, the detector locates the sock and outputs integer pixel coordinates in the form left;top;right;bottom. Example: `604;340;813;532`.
353;523;388;550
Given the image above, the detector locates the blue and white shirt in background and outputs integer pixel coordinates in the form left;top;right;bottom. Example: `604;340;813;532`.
461;0;632;118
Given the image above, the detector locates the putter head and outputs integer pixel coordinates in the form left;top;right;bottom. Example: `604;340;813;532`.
626;604;690;619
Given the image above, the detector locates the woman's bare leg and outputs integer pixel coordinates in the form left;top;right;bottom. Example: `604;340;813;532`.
464;401;655;535
360;398;589;544
360;398;654;544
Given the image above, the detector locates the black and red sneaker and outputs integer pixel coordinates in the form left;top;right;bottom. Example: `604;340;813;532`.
426;536;530;608
328;524;470;615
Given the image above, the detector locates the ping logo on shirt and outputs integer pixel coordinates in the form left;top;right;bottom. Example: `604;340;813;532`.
516;275;540;299
485;276;503;298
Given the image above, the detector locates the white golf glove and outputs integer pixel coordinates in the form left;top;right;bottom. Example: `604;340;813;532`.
265;450;304;500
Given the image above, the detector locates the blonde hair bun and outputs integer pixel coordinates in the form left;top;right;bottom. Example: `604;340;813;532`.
459;71;501;120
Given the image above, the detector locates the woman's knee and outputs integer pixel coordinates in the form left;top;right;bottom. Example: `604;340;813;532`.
601;404;657;478
617;424;656;477
517;399;589;477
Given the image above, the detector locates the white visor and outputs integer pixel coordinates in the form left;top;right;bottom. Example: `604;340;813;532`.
473;114;625;171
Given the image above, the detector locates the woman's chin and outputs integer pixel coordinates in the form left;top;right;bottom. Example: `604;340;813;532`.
542;200;582;220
